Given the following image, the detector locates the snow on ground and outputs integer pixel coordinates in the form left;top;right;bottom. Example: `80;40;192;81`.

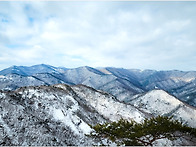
0;115;13;138
53;109;65;121
172;105;196;128
153;138;173;146
128;89;196;128
1;83;196;145
17;86;93;136
51;103;92;135
0;92;5;98
52;107;80;135
72;85;146;123
130;90;181;115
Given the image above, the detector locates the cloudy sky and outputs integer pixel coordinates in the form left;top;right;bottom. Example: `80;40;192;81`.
0;1;196;71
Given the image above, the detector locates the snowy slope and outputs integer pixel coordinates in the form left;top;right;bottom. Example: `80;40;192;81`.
0;83;147;145
0;84;196;145
127;90;196;127
70;84;148;122
128;90;181;115
0;85;107;145
32;73;67;85
99;68;196;107
61;66;144;100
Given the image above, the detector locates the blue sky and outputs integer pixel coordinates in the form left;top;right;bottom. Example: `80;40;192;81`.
0;1;196;71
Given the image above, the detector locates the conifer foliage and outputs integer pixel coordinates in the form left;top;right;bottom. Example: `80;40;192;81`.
90;116;196;146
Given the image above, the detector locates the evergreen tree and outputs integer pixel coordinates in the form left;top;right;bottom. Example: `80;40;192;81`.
90;116;196;146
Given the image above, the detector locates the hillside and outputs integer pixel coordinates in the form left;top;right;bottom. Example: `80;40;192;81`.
0;84;146;145
0;84;196;145
126;90;196;128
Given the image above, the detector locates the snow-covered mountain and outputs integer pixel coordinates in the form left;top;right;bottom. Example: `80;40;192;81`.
0;64;67;76
0;84;147;145
0;84;196;145
99;67;196;107
126;90;196;128
1;64;196;106
0;84;104;145
0;65;144;101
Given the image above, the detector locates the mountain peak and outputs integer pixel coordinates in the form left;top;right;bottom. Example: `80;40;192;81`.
130;89;182;116
147;89;181;104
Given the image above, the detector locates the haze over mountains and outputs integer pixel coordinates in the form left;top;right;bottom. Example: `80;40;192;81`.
1;64;196;145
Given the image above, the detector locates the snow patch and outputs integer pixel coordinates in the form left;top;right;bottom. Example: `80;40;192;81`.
0;75;6;78
78;120;92;134
53;109;65;121
171;77;195;83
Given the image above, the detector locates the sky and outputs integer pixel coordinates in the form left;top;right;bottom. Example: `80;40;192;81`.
0;1;196;71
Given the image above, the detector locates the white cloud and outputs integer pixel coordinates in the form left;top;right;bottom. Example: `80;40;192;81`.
0;1;196;70
15;45;44;60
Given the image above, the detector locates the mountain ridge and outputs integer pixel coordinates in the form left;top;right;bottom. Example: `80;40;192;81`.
1;64;196;107
0;83;196;145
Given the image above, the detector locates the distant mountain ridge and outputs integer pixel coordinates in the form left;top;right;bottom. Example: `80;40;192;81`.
1;64;196;145
0;64;68;76
1;64;196;107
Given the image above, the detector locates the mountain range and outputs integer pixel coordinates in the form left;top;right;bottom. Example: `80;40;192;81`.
0;64;196;145
1;64;196;107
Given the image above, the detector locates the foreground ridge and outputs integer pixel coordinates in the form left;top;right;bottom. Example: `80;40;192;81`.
0;84;196;145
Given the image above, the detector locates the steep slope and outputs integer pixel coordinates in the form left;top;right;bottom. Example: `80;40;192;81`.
0;85;107;145
0;84;148;146
58;66;144;101
127;90;196;128
103;67;143;89
0;84;196;145
69;84;147;122
32;73;69;85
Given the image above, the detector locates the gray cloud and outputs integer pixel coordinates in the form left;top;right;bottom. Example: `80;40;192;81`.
0;1;196;70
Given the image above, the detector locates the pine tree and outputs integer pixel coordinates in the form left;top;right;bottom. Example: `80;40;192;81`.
90;116;196;146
